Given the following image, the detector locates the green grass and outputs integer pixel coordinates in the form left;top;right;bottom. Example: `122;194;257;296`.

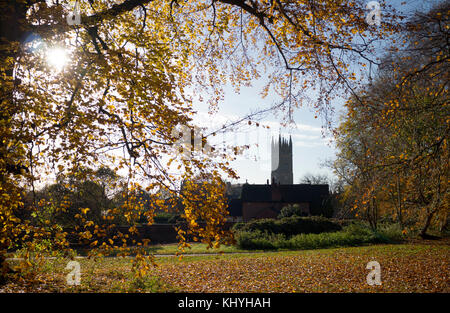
75;242;256;257
10;223;406;259
9;242;256;259
3;241;448;292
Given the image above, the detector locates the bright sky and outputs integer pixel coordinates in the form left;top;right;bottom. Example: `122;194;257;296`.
191;80;342;185
190;0;441;185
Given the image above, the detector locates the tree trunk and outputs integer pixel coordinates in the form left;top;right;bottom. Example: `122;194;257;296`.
420;209;435;238
396;175;404;227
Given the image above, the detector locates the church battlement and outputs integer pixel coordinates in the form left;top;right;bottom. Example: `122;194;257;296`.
271;135;293;185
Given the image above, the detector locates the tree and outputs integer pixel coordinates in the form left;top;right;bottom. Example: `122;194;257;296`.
0;0;401;281
278;204;306;218
299;173;341;218
333;2;449;235
26;166;122;228
299;173;329;185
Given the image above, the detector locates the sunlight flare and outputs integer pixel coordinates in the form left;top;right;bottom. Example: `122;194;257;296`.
46;47;69;71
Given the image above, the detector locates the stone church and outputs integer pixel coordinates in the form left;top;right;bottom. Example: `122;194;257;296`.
227;135;330;221
271;135;293;184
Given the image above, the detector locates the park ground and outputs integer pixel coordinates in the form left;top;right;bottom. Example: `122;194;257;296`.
1;239;449;293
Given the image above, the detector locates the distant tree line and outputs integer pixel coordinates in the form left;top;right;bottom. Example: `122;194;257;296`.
17;166;183;231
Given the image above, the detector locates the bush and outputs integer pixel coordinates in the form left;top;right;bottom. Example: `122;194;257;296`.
242;218;280;234
235;216;342;237
343;222;375;238
168;214;182;224
153;212;180;224
375;223;405;242
278;204;307;218
235;230;285;250
234;221;403;250
232;222;246;232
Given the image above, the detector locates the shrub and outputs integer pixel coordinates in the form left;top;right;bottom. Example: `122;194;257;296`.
375;223;405;242
153;212;172;223
232;222;246;232
286;232;352;250
235;230;285;250
234;221;403;250
167;214;182;224
278;204;307;218
280;216;341;236
235;216;341;237
343;222;375;238
153;212;180;224
239;218;280;234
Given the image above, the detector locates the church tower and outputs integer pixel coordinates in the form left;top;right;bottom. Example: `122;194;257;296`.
271;135;293;184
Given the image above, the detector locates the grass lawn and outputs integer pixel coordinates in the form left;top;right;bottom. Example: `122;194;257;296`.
91;242;255;256
2;241;449;293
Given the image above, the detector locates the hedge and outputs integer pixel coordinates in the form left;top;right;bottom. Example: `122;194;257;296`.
232;216;342;237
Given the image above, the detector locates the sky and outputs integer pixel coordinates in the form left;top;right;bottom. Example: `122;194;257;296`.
191;79;342;185
189;0;442;185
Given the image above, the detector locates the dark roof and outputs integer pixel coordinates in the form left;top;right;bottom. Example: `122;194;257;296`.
241;184;329;203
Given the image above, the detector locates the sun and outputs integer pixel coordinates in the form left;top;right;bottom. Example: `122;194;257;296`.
46;47;69;71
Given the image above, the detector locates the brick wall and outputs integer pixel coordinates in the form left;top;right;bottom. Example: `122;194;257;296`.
67;221;236;247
